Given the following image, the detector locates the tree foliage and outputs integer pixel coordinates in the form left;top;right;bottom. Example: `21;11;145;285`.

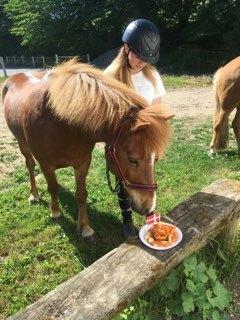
0;0;240;58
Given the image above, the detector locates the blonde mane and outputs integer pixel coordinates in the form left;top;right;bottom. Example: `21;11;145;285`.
47;59;150;133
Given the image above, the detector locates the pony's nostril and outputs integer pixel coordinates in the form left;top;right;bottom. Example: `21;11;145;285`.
144;208;151;215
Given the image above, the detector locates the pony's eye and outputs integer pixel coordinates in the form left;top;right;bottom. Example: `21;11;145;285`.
129;158;138;166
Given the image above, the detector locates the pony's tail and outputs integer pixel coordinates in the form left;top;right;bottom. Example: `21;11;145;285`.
1;80;9;103
211;69;229;150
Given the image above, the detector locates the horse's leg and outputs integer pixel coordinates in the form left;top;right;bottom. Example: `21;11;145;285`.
210;109;230;155
74;156;94;240
18;140;39;204
232;107;240;152
117;182;137;237
41;165;61;218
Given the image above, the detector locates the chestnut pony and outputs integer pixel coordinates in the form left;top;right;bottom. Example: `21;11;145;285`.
210;56;240;155
2;60;172;240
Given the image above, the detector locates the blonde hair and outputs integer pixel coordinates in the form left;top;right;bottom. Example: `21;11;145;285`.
104;46;157;90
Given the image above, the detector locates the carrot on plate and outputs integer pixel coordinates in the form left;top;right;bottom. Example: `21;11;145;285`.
145;222;178;247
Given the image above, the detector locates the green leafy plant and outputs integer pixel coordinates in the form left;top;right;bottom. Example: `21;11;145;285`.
158;255;231;320
114;254;232;320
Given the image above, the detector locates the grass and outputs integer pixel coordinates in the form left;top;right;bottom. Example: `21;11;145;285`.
162;74;212;89
0;72;212;89
0;118;240;318
0;77;7;83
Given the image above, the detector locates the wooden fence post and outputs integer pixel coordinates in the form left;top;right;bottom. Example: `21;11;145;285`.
42;56;46;68
55;54;59;65
221;216;239;254
32;56;35;67
0;56;7;77
87;53;90;62
21;56;24;64
13;56;16;64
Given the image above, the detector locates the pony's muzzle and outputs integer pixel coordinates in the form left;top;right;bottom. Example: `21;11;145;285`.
128;191;156;216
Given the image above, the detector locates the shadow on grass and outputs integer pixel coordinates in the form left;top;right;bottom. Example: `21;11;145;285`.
54;186;125;267
221;149;240;158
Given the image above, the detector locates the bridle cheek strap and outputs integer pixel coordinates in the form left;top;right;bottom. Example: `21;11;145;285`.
107;122;157;192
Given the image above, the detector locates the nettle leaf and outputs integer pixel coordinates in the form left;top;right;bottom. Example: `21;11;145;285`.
207;266;217;282
195;282;206;296
195;295;210;310
203;308;213;320
213;281;226;296
158;270;180;297
182;292;195;313
158;279;173;297
167;297;185;316
165;269;180;292
194;272;209;284
206;288;213;300
212;309;222;320
196;261;207;274
212;282;231;311
208;296;222;310
183;255;198;276
186;279;195;293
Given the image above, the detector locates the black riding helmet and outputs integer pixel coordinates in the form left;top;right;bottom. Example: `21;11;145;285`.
122;19;160;64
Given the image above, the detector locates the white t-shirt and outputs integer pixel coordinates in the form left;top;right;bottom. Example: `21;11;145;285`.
131;70;166;104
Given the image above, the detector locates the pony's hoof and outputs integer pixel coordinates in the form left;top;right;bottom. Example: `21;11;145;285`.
123;222;138;238
208;148;216;158
81;225;94;238
51;211;62;218
28;194;39;205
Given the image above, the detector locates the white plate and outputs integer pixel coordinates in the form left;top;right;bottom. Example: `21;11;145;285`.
139;222;183;250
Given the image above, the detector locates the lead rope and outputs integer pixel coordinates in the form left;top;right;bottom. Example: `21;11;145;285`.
106;168;120;193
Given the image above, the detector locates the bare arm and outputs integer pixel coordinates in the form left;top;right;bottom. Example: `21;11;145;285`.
151;97;162;107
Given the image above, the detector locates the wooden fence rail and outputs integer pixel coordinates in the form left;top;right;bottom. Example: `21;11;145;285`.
0;56;7;76
8;179;240;320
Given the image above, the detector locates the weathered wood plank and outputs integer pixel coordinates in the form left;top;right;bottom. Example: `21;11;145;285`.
9;179;240;320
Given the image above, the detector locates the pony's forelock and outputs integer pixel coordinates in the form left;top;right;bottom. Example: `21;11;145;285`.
132;113;172;158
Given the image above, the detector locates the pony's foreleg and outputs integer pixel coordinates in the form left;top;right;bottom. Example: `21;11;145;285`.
19;142;39;204
232;107;240;152
41;165;61;218
74;156;93;240
210;109;230;155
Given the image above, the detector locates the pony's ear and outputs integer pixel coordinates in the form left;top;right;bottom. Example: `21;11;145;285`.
147;104;175;120
131;117;150;132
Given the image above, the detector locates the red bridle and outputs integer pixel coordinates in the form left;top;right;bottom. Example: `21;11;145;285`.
107;119;158;192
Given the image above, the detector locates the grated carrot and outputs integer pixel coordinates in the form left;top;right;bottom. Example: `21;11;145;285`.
145;222;178;247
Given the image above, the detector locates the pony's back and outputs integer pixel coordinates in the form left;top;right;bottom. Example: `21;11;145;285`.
213;56;240;109
210;56;240;153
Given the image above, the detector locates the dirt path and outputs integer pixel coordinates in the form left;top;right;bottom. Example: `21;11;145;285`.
164;86;214;118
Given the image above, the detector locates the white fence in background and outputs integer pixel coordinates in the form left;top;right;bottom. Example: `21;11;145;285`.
0;54;90;77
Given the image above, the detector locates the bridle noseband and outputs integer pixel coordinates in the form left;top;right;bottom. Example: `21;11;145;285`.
106;117;158;193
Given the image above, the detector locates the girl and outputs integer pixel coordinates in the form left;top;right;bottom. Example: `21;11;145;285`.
105;19;166;237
